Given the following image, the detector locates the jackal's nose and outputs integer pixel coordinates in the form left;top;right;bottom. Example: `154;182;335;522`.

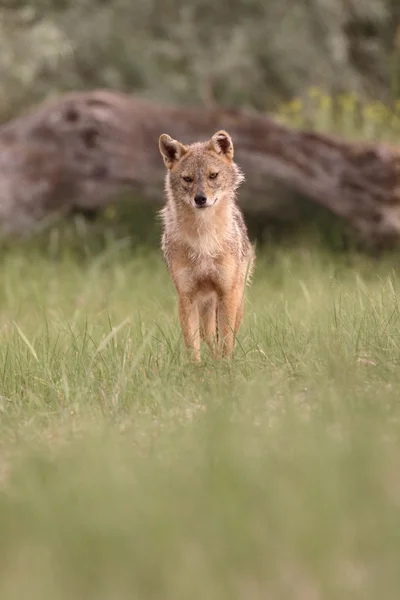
194;194;207;207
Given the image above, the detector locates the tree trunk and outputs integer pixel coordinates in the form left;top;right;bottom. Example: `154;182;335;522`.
0;89;399;241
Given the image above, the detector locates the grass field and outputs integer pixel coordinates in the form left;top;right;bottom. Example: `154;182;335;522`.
1;220;400;600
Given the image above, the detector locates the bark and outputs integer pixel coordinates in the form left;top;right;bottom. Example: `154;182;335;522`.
0;88;399;241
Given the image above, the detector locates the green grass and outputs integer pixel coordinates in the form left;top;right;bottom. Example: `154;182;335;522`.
1;225;400;599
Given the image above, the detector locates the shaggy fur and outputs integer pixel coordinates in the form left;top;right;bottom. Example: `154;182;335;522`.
159;130;255;361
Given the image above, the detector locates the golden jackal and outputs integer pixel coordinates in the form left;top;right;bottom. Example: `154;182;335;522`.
158;129;255;361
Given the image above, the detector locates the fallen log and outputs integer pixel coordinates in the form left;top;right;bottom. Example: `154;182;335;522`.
0;89;399;241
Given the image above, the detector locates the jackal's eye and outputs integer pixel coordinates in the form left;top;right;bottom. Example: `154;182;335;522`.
209;172;218;180
182;176;193;183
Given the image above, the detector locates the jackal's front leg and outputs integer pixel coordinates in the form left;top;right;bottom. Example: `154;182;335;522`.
178;294;201;361
200;296;218;358
217;287;242;358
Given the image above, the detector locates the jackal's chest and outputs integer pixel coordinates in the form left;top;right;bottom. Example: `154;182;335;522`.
174;249;220;292
173;243;241;301
182;251;221;283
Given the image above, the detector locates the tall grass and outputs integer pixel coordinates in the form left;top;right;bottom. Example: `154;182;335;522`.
0;226;400;598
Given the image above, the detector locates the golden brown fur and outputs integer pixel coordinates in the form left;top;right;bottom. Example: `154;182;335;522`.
158;130;255;361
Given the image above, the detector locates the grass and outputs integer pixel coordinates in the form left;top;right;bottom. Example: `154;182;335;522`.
0;222;399;599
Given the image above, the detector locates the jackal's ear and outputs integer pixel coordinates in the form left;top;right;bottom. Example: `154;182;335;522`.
210;130;234;161
159;134;187;170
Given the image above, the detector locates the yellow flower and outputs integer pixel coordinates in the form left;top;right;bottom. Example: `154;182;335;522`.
287;97;303;112
318;95;331;110
337;93;356;112
308;86;322;98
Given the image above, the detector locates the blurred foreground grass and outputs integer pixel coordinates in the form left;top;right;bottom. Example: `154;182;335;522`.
0;222;400;599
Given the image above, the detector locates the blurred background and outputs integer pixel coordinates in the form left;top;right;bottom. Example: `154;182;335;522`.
1;0;399;114
0;0;399;248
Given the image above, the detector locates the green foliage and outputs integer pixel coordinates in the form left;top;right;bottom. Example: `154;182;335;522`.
0;0;397;117
277;87;400;141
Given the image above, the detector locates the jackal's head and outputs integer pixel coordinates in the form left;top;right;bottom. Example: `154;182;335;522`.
158;130;244;210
